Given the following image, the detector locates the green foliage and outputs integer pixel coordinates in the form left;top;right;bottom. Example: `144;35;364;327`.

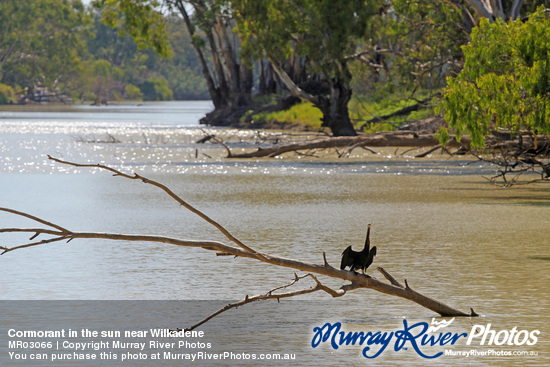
95;0;171;58
87;12;139;67
351;90;436;131
86;8;208;101
92;59;112;77
0;0;89;92
0;84;16;104
0;92;8;105
441;9;550;147
139;76;172;101
124;84;143;100
434;126;450;146
250;92;436;131
252;102;323;128
157;16;208;100
191;34;206;49
0;0;210;102
233;0;380;79
353;0;467;95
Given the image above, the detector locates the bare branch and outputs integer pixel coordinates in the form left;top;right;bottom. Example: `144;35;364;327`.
0;228;62;236
0;216;473;317
415;145;443;158
198;129;233;158
338;141;377;158
308;273;348;298
0;207;69;233
1;158;477;323
2;235;71;254
268;59;319;106
377;267;404;288
46;156;263;258
208;135;233;158
184;273;349;331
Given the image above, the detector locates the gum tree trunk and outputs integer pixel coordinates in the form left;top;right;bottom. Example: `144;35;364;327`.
270;60;358;136
317;77;357;136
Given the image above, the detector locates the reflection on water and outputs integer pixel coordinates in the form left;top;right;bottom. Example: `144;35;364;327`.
0;101;549;366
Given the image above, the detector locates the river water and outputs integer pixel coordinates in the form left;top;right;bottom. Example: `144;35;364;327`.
0;101;548;366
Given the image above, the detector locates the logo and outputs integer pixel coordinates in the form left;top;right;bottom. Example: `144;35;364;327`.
311;319;539;359
427;317;455;333
466;324;539;346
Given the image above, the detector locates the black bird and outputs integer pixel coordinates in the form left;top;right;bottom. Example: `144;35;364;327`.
340;224;377;274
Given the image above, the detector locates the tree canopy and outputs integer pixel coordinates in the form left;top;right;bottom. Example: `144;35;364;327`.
440;8;550;148
3;0;549;147
0;0;88;96
232;0;383;135
0;0;208;103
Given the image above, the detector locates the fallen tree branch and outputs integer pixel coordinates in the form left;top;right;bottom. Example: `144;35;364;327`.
46;155;261;258
0;207;69;233
227;133;464;159
1;157;478;329
460;136;550;186
198;129;233;158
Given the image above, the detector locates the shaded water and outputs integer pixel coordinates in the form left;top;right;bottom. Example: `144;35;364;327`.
0;101;549;365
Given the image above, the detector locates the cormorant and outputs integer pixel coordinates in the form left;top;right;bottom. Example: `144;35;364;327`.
340;224;377;274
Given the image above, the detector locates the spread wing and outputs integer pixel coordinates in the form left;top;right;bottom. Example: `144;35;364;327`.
340;245;355;270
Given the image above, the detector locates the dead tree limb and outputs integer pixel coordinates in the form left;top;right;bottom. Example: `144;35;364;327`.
415;144;443;158
184;273;351;331
46;155;260;258
459;135;550;186
377;267;404;287
0;157;478;329
198;129;233;158
228;133;465;159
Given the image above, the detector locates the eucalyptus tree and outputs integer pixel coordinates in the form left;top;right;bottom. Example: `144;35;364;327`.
232;0;383;136
371;0;468;94
172;0;254;108
439;8;550;184
168;0;327;110
0;0;89;96
96;0;254;109
94;0;379;136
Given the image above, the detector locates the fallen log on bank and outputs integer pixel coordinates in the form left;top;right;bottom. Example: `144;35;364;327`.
228;131;464;158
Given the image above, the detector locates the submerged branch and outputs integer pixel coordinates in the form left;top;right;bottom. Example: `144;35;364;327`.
463;137;550;186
